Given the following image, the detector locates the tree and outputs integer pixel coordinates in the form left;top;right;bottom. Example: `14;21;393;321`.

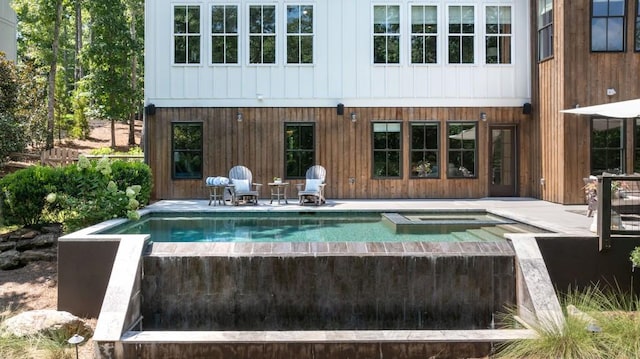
0;54;27;161
84;1;135;148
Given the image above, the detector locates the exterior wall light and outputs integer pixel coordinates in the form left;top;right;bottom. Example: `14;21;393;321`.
350;112;357;122
480;112;487;121
237;112;243;122
607;88;616;96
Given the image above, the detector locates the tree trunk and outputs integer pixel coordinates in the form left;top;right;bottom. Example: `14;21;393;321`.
74;0;83;84
46;0;63;149
128;2;137;146
111;118;116;149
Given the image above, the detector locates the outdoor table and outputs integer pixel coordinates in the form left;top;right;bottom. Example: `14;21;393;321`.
268;182;289;204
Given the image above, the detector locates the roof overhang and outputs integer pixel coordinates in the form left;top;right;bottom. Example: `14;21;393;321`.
560;99;640;118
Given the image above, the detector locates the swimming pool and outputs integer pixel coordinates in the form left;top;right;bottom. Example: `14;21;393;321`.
98;211;547;243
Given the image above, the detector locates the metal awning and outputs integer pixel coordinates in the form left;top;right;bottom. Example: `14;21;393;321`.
560;99;640;118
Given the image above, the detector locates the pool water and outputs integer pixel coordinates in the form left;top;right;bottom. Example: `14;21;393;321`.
99;211;546;243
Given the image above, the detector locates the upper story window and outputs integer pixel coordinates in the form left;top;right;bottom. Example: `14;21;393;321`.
538;0;553;60
635;0;640;51
372;123;402;178
410;122;440;178
174;5;201;64
285;123;315;178
287;5;314;64
591;0;626;52
211;5;238;64
249;5;276;64
172;122;203;179
486;6;512;64
447;122;477;178
592;118;624;175
373;5;400;64
411;5;438;64
448;6;475;64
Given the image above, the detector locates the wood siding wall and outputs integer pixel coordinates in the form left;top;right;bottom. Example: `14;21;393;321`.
535;0;640;204
147;107;534;201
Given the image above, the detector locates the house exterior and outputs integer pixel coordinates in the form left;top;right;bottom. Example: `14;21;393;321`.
0;0;17;62
144;0;640;204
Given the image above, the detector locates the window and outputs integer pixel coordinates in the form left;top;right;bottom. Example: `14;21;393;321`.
448;6;475;64
172;123;203;179
211;5;238;64
635;0;640;50
538;0;553;60
591;0;625;52
285;123;315;178
287;5;314;64
174;5;201;64
592;118;624;174
410;123;440;178
486;6;512;64
372;123;402;178
249;5;276;64
411;5;438;64
373;5;400;64
447;122;477;178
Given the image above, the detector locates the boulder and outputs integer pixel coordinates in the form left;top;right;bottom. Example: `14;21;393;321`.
1;309;93;341
20;248;57;262
16;233;57;251
0;241;15;251
0;249;22;270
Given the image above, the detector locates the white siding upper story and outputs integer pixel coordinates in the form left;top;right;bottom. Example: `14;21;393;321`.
0;0;17;62
145;0;531;109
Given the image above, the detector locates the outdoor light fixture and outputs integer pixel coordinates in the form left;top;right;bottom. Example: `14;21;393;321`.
480;112;487;121
337;103;344;116
236;112;243;122
67;334;85;359
607;88;616;96
350;112;357;122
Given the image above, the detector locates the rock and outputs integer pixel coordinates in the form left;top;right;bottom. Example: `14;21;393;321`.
0;249;23;270
15;233;57;251
0;241;15;251
20;230;40;240
20;248;57;262
1;310;93;341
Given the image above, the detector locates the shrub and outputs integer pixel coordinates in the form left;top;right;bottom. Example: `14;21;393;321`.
110;160;152;205
0;166;57;226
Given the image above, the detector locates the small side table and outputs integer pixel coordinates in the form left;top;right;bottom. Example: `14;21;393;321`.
207;185;227;206
269;182;289;204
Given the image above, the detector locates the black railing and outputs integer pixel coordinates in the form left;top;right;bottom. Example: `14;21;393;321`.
598;175;640;251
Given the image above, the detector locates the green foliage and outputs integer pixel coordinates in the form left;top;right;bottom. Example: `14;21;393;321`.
0;112;28;164
0;53;18;114
0;166;57;226
495;285;640;358
631;247;640;268
0;157;151;231
15;61;49;150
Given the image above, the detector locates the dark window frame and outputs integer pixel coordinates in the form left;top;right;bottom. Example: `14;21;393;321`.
372;122;403;179
171;122;203;180
635;0;640;51
284;122;315;179
590;0;626;52
635;118;640;171
538;0;553;61
591;117;625;175
410;122;440;178
446;121;478;178
211;5;238;64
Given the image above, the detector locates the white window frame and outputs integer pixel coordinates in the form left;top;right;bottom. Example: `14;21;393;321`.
372;4;402;65
247;3;278;65
485;5;512;65
410;4;439;65
172;4;202;66
285;4;315;65
446;5;476;65
210;4;240;65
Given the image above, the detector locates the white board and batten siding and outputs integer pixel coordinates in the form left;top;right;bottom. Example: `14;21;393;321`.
145;0;531;109
0;0;17;62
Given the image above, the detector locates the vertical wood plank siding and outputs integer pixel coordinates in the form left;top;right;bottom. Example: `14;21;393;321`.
534;0;640;204
147;107;532;200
